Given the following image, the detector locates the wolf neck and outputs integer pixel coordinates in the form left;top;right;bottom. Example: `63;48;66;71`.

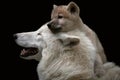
73;17;85;31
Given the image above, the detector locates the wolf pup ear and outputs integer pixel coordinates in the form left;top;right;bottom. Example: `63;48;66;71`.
53;4;57;9
62;37;80;47
67;2;80;15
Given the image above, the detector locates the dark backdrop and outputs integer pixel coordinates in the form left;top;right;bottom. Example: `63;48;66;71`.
3;0;120;80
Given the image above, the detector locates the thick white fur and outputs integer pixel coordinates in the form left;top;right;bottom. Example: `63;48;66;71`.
15;23;120;80
98;62;120;80
38;25;97;80
15;23;97;80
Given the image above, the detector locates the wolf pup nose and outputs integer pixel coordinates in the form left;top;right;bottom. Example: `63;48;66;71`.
47;22;62;33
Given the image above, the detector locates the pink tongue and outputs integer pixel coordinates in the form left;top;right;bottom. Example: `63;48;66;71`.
20;48;38;57
20;49;29;57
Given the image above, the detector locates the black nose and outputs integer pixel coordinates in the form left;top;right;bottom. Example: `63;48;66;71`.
47;23;51;29
13;34;18;40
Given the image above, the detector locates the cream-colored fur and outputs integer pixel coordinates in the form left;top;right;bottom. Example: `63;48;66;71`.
14;23;120;80
98;62;120;80
37;24;97;80
47;2;107;77
47;1;106;64
14;2;120;80
15;23;96;80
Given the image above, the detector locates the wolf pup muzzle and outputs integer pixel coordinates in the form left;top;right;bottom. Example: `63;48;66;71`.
47;22;62;33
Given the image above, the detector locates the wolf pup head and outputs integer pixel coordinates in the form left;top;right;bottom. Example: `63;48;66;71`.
47;2;82;33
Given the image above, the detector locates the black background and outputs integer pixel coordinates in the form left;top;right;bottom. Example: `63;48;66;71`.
3;0;120;80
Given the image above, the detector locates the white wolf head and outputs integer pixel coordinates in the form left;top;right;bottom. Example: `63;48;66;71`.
14;23;80;61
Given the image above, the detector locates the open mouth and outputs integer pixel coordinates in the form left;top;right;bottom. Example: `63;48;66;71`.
20;47;38;57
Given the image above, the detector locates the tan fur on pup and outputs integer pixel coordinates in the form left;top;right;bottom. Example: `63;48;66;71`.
47;1;107;78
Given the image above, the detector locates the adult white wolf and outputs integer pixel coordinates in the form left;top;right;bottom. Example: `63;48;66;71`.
14;23;96;80
14;23;120;80
14;1;120;80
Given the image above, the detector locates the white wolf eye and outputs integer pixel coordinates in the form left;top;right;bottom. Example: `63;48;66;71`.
37;33;41;35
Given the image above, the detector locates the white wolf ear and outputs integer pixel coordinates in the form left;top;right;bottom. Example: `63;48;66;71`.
67;2;80;15
61;37;80;47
